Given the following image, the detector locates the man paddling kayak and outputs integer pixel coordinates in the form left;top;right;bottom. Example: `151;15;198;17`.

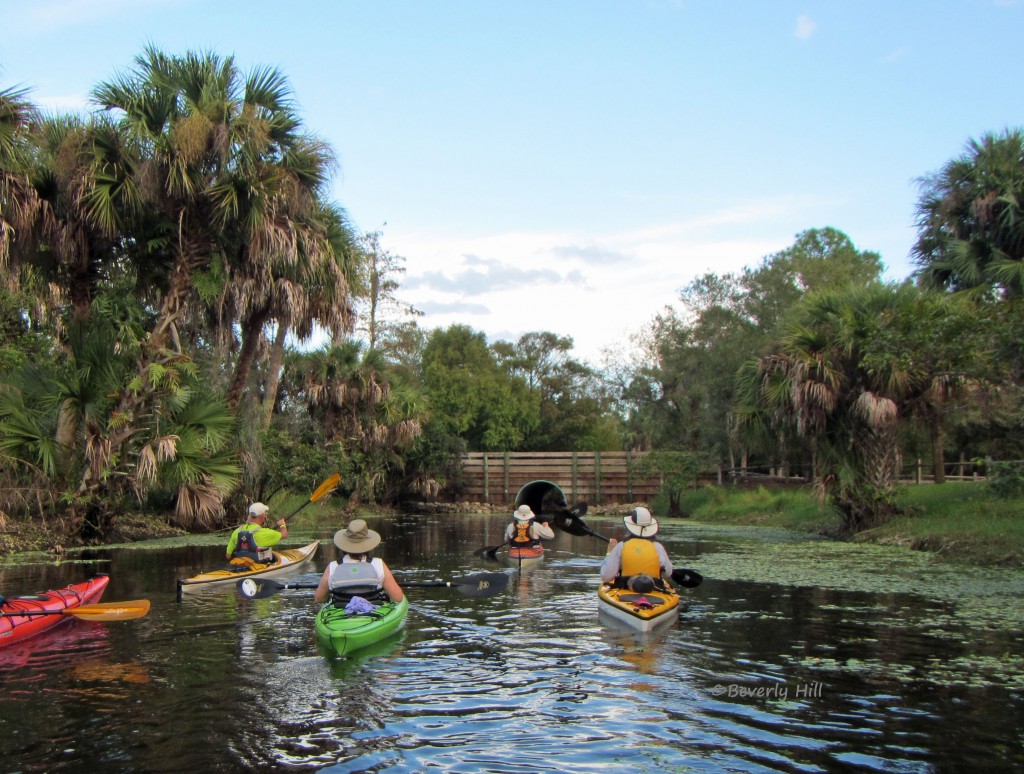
226;502;288;565
599;507;674;593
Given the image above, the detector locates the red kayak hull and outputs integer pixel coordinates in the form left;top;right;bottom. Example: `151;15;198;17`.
0;575;111;649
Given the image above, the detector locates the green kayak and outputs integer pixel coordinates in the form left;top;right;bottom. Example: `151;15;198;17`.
314;596;409;658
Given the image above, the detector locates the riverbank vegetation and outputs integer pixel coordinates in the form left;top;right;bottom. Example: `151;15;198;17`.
670;482;1024;567
3;48;1024;568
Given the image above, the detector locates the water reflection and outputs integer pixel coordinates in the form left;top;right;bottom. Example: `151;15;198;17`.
0;514;1022;771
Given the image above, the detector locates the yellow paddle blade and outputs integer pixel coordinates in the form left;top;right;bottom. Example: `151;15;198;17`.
65;599;151;621
309;473;341;503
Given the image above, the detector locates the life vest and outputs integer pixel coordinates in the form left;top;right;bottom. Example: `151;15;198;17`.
328;558;386;604
232;528;273;563
510;520;539;548
620;538;661;578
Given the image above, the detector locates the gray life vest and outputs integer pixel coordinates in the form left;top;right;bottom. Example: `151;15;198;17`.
328;559;385;603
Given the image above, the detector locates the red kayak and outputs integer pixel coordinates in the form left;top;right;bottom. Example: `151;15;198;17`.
0;575;110;649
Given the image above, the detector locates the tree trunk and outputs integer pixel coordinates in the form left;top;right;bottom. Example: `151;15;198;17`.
261;320;289;430
930;413;946;484
227;304;271;410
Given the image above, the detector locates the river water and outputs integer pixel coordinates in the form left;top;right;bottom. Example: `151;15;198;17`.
1;513;1022;772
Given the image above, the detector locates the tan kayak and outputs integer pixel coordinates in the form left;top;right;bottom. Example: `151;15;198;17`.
176;541;319;597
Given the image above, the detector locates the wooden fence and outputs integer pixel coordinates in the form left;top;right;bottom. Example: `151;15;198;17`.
460;451;666;506
459;452;998;507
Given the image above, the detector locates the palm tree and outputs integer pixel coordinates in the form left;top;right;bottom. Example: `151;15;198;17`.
80;48;337;511
914;129;1024;297
734;283;982;531
226;200;361;415
294;341;425;503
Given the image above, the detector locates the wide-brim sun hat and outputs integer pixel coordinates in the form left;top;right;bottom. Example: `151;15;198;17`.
334;519;382;553
624;506;658;537
514;504;535;522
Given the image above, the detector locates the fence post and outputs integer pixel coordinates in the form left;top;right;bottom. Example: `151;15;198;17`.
503;452;510;504
626;450;634;501
483;454;490;502
916;458;921;485
572;452;578;503
594;451;602;505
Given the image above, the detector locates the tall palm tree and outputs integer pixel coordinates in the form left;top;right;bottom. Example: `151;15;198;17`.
82;47;336;510
226;199;361;414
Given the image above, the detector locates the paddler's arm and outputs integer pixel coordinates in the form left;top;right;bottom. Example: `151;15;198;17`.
313;567;330;604
381;562;404;603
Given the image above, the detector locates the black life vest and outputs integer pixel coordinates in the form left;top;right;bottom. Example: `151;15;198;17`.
511;519;540;548
233;528;273;563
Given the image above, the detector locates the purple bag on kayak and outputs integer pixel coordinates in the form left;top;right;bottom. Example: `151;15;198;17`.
344;596;377;614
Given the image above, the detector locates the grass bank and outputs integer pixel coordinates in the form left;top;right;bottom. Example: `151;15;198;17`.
668;482;1024;568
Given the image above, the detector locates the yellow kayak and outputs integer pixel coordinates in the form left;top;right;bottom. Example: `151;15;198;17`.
597;580;680;631
176;541;319;597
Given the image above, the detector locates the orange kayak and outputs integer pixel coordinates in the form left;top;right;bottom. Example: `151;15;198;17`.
0;575;110;648
506;545;545;567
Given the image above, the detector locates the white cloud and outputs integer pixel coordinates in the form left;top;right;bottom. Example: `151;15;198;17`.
386;200;820;362
795;14;817;40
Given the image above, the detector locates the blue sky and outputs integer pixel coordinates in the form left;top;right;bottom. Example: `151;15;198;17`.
4;0;1023;363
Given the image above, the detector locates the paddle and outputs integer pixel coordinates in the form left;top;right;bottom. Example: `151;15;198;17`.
477;540;509;560
0;599;152;622
552;507;705;589
238;571;510;600
283;472;342;523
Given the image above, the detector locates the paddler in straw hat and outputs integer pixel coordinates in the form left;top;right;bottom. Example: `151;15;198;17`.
314;519;404;606
599;506;675;593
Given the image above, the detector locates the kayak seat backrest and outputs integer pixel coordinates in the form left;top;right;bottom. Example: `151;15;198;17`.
330;586;388;607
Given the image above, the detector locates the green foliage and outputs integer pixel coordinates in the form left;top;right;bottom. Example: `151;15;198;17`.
984;459;1024;499
636;450;712;516
663;483;834;532
735;283;987;532
261;427;349;500
421;325;539;451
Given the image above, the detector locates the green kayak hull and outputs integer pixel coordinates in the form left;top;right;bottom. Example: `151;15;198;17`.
314;596;409;657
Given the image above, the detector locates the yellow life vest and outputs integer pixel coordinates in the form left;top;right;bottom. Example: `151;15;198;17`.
620;538;661;577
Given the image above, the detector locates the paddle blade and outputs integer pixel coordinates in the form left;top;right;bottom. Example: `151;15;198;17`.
450;571;509;598
237;579;318;598
551;509;609;542
475;542;507;560
239;578;282;598
310;473;342;503
67;599;151;621
672;568;704;588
